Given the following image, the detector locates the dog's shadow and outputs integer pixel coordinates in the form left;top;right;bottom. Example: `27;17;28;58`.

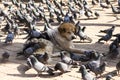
7;72;63;78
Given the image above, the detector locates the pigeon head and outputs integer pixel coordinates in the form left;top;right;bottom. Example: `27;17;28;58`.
79;65;86;72
60;51;68;59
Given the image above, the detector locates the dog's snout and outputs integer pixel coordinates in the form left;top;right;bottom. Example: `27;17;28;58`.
72;36;76;40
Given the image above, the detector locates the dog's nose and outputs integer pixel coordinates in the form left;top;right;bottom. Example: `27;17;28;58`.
72;36;76;40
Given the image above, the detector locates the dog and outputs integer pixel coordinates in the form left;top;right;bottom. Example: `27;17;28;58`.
45;22;85;54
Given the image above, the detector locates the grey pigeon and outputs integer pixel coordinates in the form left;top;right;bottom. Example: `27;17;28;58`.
54;62;71;74
60;51;78;66
100;3;109;9
98;29;113;43
44;23;52;31
24;43;41;57
99;25;115;33
70;52;90;62
4;31;14;44
84;9;93;19
60;51;73;64
108;38;119;59
70;51;99;62
92;62;107;77
76;25;92;43
113;33;120;43
63;12;70;23
84;53;103;71
27;55;54;76
79;65;96;80
111;4;120;14
105;0;111;5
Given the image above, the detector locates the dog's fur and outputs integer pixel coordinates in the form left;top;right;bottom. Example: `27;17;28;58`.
46;22;84;54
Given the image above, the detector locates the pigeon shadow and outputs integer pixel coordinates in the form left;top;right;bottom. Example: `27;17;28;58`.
7;72;63;78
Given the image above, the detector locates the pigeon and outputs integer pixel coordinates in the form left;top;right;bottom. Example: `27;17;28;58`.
100;3;109;9
26;28;42;41
105;0;111;5
3;1;10;7
84;50;99;59
82;26;86;32
54;62;71;74
43;23;52;31
60;51;78;66
4;31;14;44
84;53;103;71
92;62;107;77
1;51;10;63
24;43;41;58
76;25;92;42
63;12;70;23
113;33;120;43
79;65;96;80
17;42;41;58
109;38;119;51
70;51;99;62
60;51;72;64
27;55;54;76
108;38;119;59
73;0;78;4
99;25;115;33
98;29;114;43
56;15;63;24
70;52;91;62
1;23;10;34
75;21;81;34
34;52;49;64
77;1;83;9
84;9;93;19
14;25;20;37
94;11;100;19
60;0;66;6
111;4;120;14
116;60;120;75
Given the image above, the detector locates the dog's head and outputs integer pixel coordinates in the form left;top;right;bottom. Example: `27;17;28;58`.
58;23;76;41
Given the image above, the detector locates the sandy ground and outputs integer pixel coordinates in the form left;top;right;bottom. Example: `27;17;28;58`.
0;0;120;80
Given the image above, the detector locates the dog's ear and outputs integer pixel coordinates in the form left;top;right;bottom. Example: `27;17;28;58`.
58;27;66;33
58;23;66;33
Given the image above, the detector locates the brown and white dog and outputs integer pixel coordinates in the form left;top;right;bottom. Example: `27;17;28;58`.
46;22;85;54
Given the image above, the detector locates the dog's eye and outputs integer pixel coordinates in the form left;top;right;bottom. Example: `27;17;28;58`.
67;32;71;34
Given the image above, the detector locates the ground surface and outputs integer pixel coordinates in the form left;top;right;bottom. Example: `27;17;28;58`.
0;0;120;80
